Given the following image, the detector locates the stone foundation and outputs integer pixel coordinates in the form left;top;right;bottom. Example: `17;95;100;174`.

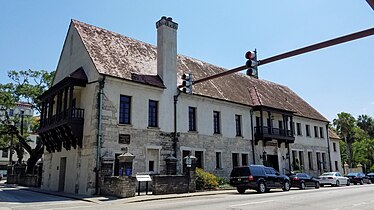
152;173;196;195
100;176;136;198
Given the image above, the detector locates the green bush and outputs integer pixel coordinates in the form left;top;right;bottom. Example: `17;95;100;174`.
195;168;219;190
216;177;228;185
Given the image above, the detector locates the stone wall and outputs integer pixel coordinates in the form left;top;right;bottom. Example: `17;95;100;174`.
7;174;40;187
152;173;196;195
100;176;136;198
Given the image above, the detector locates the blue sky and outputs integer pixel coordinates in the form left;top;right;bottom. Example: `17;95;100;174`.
1;0;373;122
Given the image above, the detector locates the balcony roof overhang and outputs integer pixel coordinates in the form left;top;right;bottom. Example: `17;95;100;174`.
40;67;88;100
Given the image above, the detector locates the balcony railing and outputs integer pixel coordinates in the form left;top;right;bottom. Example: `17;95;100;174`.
40;108;84;128
255;126;294;140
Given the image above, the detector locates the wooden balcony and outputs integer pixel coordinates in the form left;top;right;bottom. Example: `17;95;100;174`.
38;68;87;153
254;126;295;145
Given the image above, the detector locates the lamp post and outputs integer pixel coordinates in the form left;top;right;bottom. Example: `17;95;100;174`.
17;110;25;164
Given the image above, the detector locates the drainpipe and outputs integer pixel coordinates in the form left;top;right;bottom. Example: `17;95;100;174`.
250;110;256;164
95;76;105;195
173;89;181;158
287;143;292;172
326;124;332;171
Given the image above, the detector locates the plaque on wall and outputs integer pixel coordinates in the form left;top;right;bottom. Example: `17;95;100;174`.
119;134;130;144
101;162;113;176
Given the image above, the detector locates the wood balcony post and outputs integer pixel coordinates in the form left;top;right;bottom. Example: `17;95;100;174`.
68;85;74;119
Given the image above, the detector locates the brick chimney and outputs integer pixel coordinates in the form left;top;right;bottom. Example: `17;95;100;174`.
156;16;178;91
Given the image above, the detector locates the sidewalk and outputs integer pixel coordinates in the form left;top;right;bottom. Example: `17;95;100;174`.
11;184;236;204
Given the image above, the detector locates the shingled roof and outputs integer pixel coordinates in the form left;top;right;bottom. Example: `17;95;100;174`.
72;19;328;122
329;128;341;139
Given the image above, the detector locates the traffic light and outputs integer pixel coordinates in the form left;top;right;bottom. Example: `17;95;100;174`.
182;72;193;94
245;50;259;78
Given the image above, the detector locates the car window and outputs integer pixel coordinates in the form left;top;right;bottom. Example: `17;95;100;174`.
270;168;278;175
304;174;310;179
264;168;273;174
230;167;250;177
336;173;341;177
249;166;264;176
347;173;358;176
322;172;334;176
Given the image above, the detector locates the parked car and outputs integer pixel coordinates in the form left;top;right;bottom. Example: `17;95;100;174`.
318;172;350;187
0;172;2;181
346;172;371;185
288;173;320;189
367;173;374;183
230;165;290;194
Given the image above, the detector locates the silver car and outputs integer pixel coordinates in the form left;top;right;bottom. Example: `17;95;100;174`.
318;172;350;187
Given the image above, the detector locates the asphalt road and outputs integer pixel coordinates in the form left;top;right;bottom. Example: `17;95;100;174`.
1;183;374;210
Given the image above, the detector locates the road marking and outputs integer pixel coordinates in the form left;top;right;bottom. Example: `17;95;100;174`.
229;200;274;207
352;202;367;207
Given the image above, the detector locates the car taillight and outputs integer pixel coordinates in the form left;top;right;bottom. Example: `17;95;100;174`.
293;177;300;181
328;177;333;179
248;175;254;181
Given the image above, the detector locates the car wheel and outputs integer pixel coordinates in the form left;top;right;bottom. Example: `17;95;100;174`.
237;187;246;194
346;180;350;186
257;182;267;193
283;181;290;191
368;180;372;184
315;182;320;189
300;182;306;190
360;180;364;185
335;180;340;187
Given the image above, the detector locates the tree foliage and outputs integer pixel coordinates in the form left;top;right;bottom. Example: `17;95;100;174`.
0;69;55;174
333;113;374;171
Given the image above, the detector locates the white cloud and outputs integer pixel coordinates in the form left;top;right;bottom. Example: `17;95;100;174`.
371;102;374;105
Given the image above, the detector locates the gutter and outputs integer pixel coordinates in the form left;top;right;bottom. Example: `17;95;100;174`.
95;76;105;195
173;90;181;158
250;110;256;164
326;124;332;171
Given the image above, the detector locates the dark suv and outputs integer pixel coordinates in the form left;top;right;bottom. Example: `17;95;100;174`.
346;172;371;185
230;165;290;193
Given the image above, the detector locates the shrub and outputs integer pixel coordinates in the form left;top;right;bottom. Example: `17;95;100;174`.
195;168;219;190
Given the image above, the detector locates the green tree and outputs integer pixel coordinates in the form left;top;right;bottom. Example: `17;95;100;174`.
357;115;374;138
333;112;356;167
0;69;54;174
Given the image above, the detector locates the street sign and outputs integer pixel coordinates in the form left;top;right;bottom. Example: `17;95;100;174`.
136;174;152;182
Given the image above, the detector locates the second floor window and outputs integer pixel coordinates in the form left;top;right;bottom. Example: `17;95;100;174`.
319;127;324;138
306;124;311;137
213;111;220;134
314;126;319;138
148;100;158;127
235;115;242;136
296;123;302;135
119;95;131;124
333;142;337;152
188;107;196;131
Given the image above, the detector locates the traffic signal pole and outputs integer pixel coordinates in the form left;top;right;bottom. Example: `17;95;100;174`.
191;27;374;86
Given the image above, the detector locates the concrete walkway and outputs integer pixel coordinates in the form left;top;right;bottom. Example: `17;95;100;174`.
6;183;236;204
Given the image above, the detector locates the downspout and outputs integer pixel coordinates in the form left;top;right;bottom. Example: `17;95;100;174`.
287;143;292;172
173;89;181;158
250;110;256;164
95;76;105;195
326;124;332;171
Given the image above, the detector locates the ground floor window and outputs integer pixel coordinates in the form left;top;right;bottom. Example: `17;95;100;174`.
242;153;248;166
146;148;160;173
335;161;339;171
316;152;321;170
215;152;222;169
308;152;313;170
232;153;239;168
194;151;204;169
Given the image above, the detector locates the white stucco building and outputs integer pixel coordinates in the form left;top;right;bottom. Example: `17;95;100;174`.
38;17;340;195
